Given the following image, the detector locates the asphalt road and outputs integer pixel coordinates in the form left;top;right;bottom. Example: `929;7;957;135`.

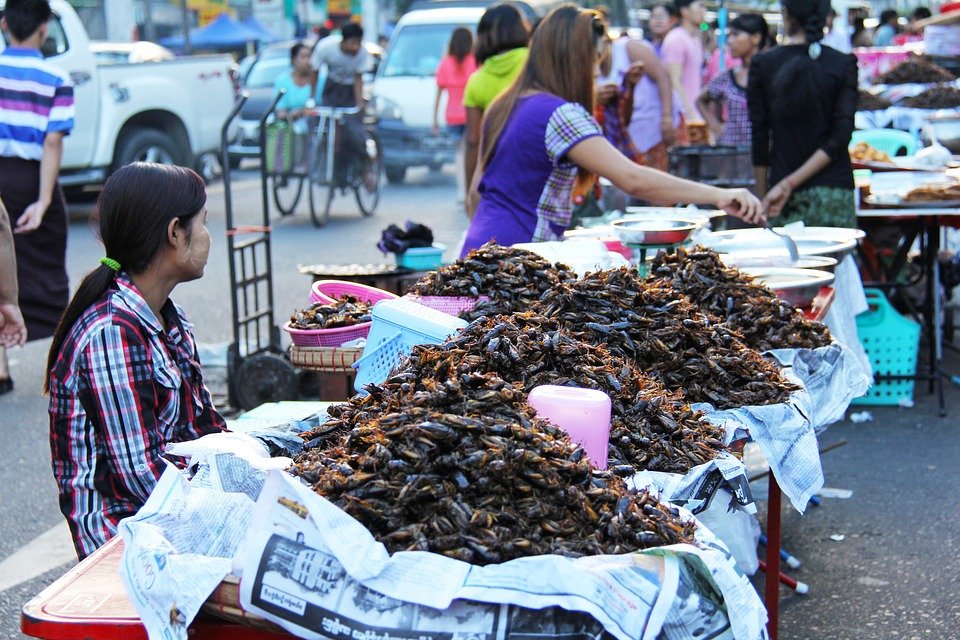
1;166;958;639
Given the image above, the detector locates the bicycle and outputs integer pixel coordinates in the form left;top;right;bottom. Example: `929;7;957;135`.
264;106;383;226
304;105;383;227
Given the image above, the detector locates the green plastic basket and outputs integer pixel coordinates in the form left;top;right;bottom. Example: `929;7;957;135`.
851;289;921;406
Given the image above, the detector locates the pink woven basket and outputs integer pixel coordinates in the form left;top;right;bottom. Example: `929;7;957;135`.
284;321;373;347
402;294;488;316
309;280;398;305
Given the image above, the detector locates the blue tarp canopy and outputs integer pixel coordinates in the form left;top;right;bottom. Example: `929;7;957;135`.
159;13;268;50
241;16;280;43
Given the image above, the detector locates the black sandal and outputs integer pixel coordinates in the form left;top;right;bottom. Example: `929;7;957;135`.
0;378;12;395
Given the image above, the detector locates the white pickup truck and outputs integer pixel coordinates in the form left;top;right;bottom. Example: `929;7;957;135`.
0;0;236;188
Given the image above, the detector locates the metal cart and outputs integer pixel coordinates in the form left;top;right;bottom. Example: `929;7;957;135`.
219;92;299;411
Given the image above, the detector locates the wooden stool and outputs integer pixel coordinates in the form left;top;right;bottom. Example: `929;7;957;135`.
288;345;363;401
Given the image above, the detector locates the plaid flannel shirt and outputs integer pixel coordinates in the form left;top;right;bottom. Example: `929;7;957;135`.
48;274;225;559
533;102;603;242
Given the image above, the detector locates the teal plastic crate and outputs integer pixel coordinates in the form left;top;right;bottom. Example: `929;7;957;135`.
396;244;446;270
851;288;921;406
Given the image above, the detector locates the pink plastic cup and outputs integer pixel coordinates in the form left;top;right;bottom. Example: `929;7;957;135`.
527;385;612;469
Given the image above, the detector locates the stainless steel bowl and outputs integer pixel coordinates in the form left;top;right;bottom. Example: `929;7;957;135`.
721;253;838;273
740;267;835;308
611;219;699;245
922;114;960;154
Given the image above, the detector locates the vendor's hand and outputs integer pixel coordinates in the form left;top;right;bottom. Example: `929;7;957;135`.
762;181;792;218
0;302;27;347
660;119;676;147
596;83;619;105
624;62;644;88
717;188;765;225
709;122;724;141
431;123;440;135
14;200;47;234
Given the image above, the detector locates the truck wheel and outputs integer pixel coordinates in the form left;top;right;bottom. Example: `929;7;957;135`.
113;128;187;172
385;166;406;184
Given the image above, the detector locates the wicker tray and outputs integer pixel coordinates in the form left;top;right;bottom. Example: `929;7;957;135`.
289;345;363;372
202;575;284;632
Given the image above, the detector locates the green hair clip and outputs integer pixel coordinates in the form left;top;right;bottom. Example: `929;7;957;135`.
100;257;121;272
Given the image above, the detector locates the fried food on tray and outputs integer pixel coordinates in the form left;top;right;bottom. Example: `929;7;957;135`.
850;141;893;164
903;182;960;202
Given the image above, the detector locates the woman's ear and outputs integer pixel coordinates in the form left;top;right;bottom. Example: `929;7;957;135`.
166;217;183;247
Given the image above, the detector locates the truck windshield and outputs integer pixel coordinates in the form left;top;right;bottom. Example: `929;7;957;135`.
245;57;291;88
380;24;461;78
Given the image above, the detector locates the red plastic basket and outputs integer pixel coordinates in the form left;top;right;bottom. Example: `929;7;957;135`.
402;294;488;316
284;321;373;347
309;280;398;305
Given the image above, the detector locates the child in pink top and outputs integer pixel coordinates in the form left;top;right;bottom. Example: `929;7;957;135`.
661;0;706;121
433;27;477;135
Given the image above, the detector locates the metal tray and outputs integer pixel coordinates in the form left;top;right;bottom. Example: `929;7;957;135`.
740;267;836;308
611;219;699;245
721;253;838;272
864;194;960;209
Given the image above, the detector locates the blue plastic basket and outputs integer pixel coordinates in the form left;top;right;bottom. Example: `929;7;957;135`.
851;289;921;406
353;298;467;392
396;244;446;270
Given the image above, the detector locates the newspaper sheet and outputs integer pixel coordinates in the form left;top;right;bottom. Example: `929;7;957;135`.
767;342;872;433
239;470;766;640
118;466;257;640
625;452;756;516
694;372;823;514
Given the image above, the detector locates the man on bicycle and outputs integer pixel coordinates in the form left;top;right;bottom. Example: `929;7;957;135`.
311;23;375;190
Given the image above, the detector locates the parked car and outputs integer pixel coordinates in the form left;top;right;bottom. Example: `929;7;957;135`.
0;0;236;187
225;39;381;169
89;41;176;64
373;0;560;184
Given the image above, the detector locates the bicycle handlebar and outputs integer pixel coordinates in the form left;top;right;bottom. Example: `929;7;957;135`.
306;106;362;117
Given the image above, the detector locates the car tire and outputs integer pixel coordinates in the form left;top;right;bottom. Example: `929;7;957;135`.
385;165;406;184
112;128;188;173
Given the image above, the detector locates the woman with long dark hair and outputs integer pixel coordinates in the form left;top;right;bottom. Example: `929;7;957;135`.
46;163;226;559
462;4;763;255
748;0;858;227
462;3;531;203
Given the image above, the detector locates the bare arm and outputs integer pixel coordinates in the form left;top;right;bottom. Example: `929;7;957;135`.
432;87;443;134
463;106;483;204
666;62;694;120
353;72;364;108
696;87;723;140
15;131;64;234
628;40;675;145
567;136;765;223
0;199;26;347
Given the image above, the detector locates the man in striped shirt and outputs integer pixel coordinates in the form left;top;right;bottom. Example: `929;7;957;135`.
0;0;75;393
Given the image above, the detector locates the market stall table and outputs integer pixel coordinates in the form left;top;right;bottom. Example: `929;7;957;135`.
21;537;293;640
857;170;960;415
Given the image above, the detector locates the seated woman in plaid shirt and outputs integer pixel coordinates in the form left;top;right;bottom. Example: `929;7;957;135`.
45;163;227;560
461;4;765;257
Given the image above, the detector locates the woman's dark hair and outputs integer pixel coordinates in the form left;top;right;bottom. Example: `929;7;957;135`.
730;13;771;49
290;43;309;62
474;3;531;65
772;0;831;121
45;163;206;392
2;0;53;41
912;7;932;21
879;9;899;26
653;2;679;19
448;26;474;64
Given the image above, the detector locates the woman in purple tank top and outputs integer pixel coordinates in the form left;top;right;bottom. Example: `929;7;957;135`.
461;4;765;256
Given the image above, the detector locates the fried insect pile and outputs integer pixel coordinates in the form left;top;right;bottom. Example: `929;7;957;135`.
648;246;833;352
293;402;697;565
536;268;798;407
409;242;576;321
289;295;373;330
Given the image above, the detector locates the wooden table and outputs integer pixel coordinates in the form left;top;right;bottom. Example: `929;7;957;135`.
21;537;292;639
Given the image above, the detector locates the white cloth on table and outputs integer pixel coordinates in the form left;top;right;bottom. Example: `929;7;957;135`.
824;254;873;380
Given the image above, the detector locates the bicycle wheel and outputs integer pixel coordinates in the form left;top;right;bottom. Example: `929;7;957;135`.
354;134;383;217
271;174;303;217
308;139;335;227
